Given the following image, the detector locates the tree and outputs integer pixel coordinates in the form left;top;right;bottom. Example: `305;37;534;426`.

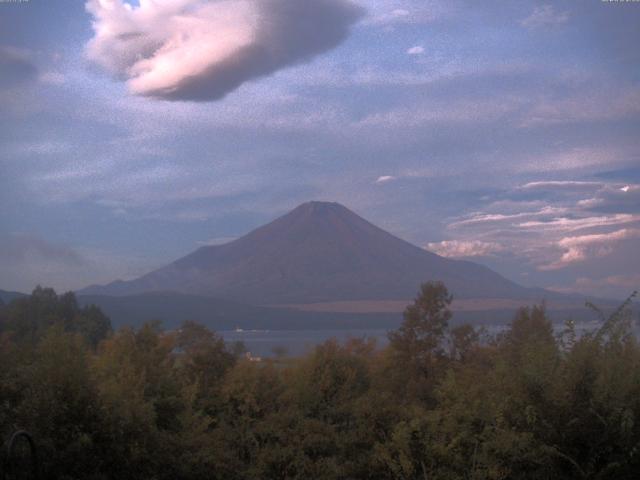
503;304;555;353
176;321;237;413
389;281;453;358
387;281;453;401
75;304;112;348
449;323;481;362
0;287;111;348
13;327;104;479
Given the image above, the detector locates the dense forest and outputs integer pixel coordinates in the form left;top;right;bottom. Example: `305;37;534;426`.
1;284;639;479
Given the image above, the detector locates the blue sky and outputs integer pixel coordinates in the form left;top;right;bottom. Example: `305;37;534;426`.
1;0;639;299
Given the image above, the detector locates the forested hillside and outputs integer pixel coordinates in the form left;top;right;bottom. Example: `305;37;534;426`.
1;284;639;479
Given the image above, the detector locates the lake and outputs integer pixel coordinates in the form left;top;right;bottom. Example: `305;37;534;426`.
221;320;640;358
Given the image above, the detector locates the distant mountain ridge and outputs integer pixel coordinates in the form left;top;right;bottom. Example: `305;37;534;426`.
0;289;27;305
80;201;555;304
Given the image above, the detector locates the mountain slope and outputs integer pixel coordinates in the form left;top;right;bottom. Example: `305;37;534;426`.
80;201;550;304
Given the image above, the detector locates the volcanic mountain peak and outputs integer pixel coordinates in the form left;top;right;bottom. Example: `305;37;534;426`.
288;201;368;225
239;201;381;242
80;201;550;304
292;200;346;214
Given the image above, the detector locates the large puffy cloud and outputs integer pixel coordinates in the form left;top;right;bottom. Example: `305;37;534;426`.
85;0;363;101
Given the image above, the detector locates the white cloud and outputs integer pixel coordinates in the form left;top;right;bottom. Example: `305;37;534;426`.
518;214;639;233
520;5;569;29
85;0;363;101
364;1;447;27
450;206;566;228
426;240;504;258
375;175;396;184
407;45;424;55
520;180;602;191
372;170;434;186
196;236;239;246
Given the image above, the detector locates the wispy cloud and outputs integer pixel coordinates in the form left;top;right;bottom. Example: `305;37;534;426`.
39;71;66;85
540;228;640;270
549;274;640;298
520;87;640;127
426;240;504;258
375;175;397;184
577;184;640;212
196;236;239;246
520;5;569;29
519;180;603;191
0;233;160;293
516;147;627;173
355;96;523;128
443;175;640;277
517;214;639;233
577;274;640;290
0;233;85;267
363;1;448;27
0;45;37;89
450;206;566;228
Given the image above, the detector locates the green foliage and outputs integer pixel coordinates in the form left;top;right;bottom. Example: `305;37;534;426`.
1;285;639;479
386;281;454;403
13;328;104;479
176;320;237;413
0;286;112;347
389;281;453;361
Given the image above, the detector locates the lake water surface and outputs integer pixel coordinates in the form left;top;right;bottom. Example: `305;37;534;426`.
221;320;640;358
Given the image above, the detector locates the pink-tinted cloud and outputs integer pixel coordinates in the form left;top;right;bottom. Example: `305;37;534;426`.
540;228;640;270
85;0;363;101
426;239;504;258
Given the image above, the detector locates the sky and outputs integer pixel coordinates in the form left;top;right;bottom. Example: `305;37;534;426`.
0;0;639;299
